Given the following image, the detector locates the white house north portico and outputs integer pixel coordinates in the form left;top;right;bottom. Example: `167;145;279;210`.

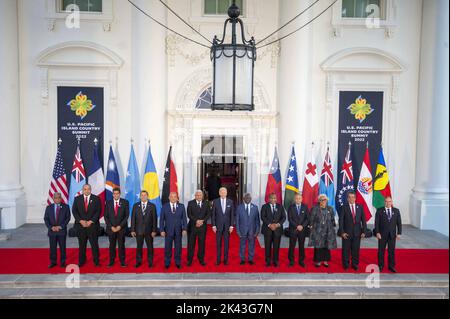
0;0;448;237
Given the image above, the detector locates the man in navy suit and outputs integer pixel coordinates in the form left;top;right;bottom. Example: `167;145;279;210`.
375;196;402;273
235;193;260;265
211;187;235;265
160;192;187;269
44;193;71;268
287;193;310;267
338;191;367;271
104;187;129;268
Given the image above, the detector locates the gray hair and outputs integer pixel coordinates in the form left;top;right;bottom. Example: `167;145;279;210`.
53;192;61;198
318;194;328;201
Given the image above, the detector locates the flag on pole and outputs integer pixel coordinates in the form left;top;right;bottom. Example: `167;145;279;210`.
319;146;335;212
68;145;86;208
373;147;392;209
88;143;106;218
105;145;120;201
161;146;178;205
47;143;69;205
283;145;299;210
302;146;319;210
265;147;282;204
356;145;375;221
142;144;162;217
335;142;354;212
125;144;141;214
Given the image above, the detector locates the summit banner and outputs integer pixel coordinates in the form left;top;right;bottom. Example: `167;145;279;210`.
337;91;383;187
57;86;104;182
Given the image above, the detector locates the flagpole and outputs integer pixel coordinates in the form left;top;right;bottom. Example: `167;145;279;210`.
58;138;62;146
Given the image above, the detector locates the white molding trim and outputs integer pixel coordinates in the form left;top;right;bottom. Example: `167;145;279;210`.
331;0;397;38
45;0;114;32
36;41;123;105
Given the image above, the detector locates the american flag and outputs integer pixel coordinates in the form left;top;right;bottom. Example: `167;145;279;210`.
47;145;69;205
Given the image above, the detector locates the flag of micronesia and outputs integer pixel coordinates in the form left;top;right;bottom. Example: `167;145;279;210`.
142;145;162;217
335;142;354;213
125;144;141;214
162;146;178;205
265;147;283;205
105;145;120;201
284;145;299;210
319;147;336;212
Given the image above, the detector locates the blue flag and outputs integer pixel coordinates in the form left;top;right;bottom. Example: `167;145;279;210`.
68;146;86;208
335;143;354;212
142;145;162;217
105;146;120;201
319;147;335;213
125;144;141;215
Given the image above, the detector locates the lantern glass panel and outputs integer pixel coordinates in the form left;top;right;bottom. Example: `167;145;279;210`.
213;49;234;105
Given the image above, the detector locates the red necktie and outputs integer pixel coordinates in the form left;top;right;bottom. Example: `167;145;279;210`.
84;197;88;212
114;202;119;217
351;205;356;224
55;205;60;224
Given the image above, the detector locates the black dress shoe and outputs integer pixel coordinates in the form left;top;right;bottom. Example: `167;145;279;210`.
352;265;359;271
323;263;329;268
200;261;206;266
265;262;271;267
379;265;384;272
388;267;397;273
176;264;181;269
299;261;305;268
273;262;279;267
107;262;114;268
216;261;221;266
224;261;228;265
48;263;57;269
78;262;85;268
248;261;254;265
148;263;153;268
343;265;349;270
165;265;170;269
94;263;101;267
187;261;192;267
289;261;294;267
60;263;66;268
240;260;246;265
135;263;142;268
121;263;127;268
315;263;321;268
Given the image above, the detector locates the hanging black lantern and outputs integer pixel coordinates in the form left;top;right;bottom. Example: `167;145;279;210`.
211;0;257;111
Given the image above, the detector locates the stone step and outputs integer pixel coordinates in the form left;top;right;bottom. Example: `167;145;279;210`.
0;285;448;299
0;274;448;290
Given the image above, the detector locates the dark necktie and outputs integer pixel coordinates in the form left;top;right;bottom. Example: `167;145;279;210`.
142;203;146;215
297;205;300;215
55;205;60;224
172;204;176;214
197;201;201;209
388;208;392;221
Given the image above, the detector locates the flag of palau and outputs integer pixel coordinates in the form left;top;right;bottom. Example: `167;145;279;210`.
142;145;162;217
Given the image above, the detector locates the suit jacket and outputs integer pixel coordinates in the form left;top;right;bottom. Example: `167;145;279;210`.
71;194;101;231
260;203;286;236
211;198;235;231
44;203;71;236
104;198;129;235
338;203;367;238
287;203;309;234
160;202;187;237
235;203;260;237
130;201;157;235
375;207;402;239
187;200;211;231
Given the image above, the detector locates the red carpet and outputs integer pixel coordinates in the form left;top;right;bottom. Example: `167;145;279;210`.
0;230;448;275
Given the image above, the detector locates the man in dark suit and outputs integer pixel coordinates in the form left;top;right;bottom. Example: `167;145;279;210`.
261;193;286;267
104;187;129;268
211;187;235;265
160;192;188;269
375;196;402;273
131;190;157;268
235;193;260;265
338;191;367;270
72;184;101;267
187;190;211;266
44;193;71;268
287;193;309;267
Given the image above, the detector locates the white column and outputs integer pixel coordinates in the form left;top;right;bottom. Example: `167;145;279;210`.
0;0;25;230
411;0;449;236
131;0;168;176
277;0;314;185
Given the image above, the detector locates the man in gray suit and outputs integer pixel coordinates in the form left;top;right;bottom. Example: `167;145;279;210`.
236;193;260;265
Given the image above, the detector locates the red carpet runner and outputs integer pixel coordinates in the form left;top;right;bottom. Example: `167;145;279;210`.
0;229;448;274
